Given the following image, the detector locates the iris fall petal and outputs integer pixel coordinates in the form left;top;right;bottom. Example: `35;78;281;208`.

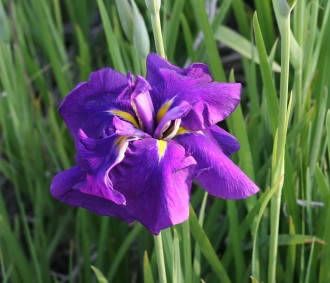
110;138;196;234
175;132;259;199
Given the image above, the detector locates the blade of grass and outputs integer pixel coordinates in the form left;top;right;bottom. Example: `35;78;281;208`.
97;0;126;72
192;192;208;283
107;224;144;281
253;13;279;133
189;206;231;283
143;251;155;283
181;220;192;283
164;0;185;59
91;266;109;283
193;0;226;81
215;25;281;73
172;228;183;283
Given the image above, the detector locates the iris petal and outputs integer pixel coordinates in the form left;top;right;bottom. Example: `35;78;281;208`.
112;116;150;138
109;110;140;129
174;132;259;199
146;53;183;87
202;125;240;156
110;138;196;234
146;53;241;130
59;69;134;141
74;130;128;204
50;166;134;221
130;76;155;134
153;101;191;139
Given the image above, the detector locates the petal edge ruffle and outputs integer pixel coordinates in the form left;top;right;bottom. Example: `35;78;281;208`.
175;132;259;199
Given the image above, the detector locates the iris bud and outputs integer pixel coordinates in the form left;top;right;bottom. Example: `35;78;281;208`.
144;0;161;14
115;0;134;41
132;0;150;58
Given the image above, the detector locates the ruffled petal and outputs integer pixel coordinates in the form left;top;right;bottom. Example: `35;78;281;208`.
146;54;241;130
75;130;129;205
59;68;135;140
146;53;212;87
110;138;196;234
174;132;259;199
203;125;240;156
178;82;241;130
184;63;212;82
146;53;183;86
50;166;134;222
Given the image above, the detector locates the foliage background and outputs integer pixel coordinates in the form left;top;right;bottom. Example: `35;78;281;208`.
0;0;329;282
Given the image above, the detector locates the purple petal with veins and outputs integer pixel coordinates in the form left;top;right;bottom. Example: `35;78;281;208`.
112;116;150;138
130;75;155;135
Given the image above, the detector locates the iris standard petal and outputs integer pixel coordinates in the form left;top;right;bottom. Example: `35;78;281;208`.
203;125;240;156
146;53;183;86
109;138;197;234
184;63;212;83
174;81;241;130
112;116;150;138
75;130;128;205
147;54;211;111
174;132;259;199
130;75;155;134
146;53;212;87
153;101;191;139
50;166;134;222
146;54;241;130
59;68;134;140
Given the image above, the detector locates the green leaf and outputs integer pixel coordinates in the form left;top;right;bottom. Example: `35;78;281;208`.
0;2;10;42
315;164;330;201
248;234;326;250
172;228;183;283
214;25;281;73
192;192;208;282
164;0;185;59
253;13;279;133
286;0;297;8
107;224;144;281
251;175;283;277
327;110;330;163
143;252;155;283
273;0;292;17
91;266;109;283
97;0;125;72
192;0;226;81
189;206;231;283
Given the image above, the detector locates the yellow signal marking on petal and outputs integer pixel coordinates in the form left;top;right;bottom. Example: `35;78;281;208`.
156;99;173;123
157;140;167;160
110;110;139;128
176;126;191;136
130;101;143;129
115;136;127;148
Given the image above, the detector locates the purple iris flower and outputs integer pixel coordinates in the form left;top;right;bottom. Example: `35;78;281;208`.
50;53;259;234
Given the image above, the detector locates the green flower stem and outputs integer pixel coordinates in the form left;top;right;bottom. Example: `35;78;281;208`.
154;233;167;283
146;2;167;282
268;3;291;282
145;0;166;57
